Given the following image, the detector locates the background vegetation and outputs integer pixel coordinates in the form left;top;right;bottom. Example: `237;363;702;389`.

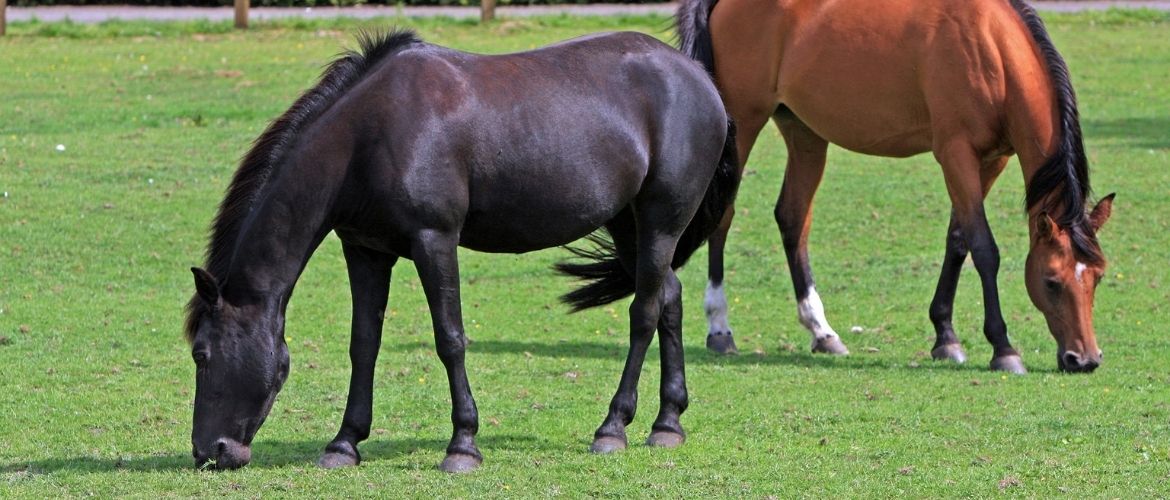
9;0;666;9
1;10;1169;497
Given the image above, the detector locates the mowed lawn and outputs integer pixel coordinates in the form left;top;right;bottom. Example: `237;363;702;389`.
1;11;1169;497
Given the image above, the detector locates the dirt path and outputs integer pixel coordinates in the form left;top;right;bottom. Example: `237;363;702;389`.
8;1;1170;24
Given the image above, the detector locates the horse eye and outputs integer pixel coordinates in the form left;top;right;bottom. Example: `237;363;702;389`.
193;351;209;365
1044;279;1062;294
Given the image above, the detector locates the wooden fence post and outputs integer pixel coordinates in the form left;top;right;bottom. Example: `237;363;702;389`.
481;0;496;23
234;0;249;29
1;0;8;37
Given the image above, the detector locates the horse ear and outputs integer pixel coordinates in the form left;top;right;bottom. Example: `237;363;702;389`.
191;267;221;306
1035;212;1057;241
1089;193;1115;233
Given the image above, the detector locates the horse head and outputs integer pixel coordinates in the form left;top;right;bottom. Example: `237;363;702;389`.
1024;194;1114;373
186;267;290;469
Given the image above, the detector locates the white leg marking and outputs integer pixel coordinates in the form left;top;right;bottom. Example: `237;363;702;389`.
704;281;732;335
1075;262;1087;284
797;286;840;341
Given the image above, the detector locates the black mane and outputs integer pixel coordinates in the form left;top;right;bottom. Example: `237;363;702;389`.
1010;0;1102;264
185;29;422;341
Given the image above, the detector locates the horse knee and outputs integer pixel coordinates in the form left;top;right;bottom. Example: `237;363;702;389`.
434;330;468;365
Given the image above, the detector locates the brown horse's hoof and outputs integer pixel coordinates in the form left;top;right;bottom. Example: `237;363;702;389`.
931;343;968;364
645;431;685;448
317;451;359;469
706;333;738;355
438;453;482;473
990;354;1027;374
811;335;849;355
590;436;628;454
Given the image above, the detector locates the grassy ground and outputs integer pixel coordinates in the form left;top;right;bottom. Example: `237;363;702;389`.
2;11;1169;497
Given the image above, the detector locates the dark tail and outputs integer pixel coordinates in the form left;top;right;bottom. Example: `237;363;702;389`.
675;0;721;75
555;121;740;312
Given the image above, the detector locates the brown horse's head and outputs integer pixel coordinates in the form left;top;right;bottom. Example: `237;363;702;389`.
1024;194;1114;373
186;268;290;470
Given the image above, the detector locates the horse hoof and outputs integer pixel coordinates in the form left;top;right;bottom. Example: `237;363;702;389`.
811;336;849;355
438;453;482;473
317;451;359;469
645;431;685;448
590;436;628;454
931;343;967;363
706;333;738;355
990;354;1027;374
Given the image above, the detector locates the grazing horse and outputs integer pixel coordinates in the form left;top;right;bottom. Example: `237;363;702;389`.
676;0;1113;372
184;30;739;471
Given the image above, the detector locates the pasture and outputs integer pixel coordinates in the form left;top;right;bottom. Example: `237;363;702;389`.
1;11;1169;496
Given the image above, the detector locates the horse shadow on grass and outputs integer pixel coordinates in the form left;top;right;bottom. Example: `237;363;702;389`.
1083;116;1170;150
0;433;548;474
456;338;1073;374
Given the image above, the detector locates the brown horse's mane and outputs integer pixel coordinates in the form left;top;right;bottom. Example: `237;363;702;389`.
184;29;423;342
1009;0;1103;264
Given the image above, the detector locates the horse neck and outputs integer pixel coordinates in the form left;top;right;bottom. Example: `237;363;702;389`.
219;156;343;306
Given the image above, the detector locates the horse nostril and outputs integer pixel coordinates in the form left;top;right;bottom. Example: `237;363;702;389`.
1062;352;1083;370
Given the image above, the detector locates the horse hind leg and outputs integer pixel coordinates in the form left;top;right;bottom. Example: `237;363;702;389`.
592;208;689;453
774;110;849;355
703;98;774;355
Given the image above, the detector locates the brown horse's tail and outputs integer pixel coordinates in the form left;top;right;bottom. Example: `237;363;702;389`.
556;120;740;312
675;0;721;75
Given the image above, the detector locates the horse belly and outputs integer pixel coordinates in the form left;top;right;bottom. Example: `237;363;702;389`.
458;159;645;254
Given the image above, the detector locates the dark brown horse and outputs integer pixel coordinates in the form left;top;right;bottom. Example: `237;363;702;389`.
676;0;1113;372
184;30;738;471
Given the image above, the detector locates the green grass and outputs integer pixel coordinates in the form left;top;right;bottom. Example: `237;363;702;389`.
2;12;1170;497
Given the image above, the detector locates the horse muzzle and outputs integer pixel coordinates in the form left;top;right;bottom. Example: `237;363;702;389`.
193;438;252;470
1058;350;1101;373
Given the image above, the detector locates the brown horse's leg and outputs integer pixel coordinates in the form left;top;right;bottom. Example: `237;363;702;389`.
774;110;849;355
411;230;484;472
704;107;772;355
937;146;1025;373
929;157;1009;364
319;243;397;468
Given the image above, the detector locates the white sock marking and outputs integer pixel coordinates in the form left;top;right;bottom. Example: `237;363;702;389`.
704;282;732;335
798;286;839;341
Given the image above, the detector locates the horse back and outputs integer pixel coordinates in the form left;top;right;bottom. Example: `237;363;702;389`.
710;0;1055;158
330;32;726;254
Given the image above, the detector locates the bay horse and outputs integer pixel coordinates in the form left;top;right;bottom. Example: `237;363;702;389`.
676;0;1114;373
184;30;739;471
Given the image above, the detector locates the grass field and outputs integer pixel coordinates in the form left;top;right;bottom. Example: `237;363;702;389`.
2;10;1169;497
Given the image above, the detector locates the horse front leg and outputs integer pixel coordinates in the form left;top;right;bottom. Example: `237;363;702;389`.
412;230;482;472
647;271;688;448
928;215;971;364
938;146;1024;373
319;243;397;468
774;112;848;355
